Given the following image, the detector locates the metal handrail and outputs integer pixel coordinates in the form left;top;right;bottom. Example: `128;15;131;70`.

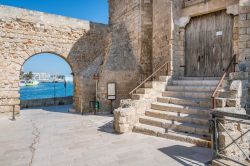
129;62;170;95
211;54;237;109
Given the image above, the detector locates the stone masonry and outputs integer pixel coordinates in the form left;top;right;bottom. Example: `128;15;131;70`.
0;0;249;132
111;0;250;165
0;5;108;115
0;1;250;165
98;0;154;111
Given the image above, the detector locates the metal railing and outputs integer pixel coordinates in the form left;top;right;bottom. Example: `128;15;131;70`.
211;54;237;109
210;110;250;165
129;62;170;95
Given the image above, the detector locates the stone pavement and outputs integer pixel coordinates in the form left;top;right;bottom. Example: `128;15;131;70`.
0;105;212;166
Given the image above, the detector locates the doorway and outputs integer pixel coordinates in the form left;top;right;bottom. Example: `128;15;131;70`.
185;10;234;77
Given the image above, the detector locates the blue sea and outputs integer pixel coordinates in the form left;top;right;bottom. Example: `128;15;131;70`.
20;82;74;100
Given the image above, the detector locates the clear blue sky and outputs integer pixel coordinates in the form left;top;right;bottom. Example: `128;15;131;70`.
0;0;109;24
0;0;109;75
23;54;72;75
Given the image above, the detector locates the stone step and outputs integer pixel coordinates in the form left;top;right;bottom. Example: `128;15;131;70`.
214;97;240;108
178;77;220;80
157;97;211;108
145;109;209;126
217;90;237;98
163;91;211;99
172;80;219;86
151;102;210;116
136;88;152;94
132;94;149;100
139;116;210;137
166;85;215;92
144;81;166;91
133;123;211;148
159;76;172;82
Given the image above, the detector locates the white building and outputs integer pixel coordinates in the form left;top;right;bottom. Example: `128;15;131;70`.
65;75;73;82
33;73;51;82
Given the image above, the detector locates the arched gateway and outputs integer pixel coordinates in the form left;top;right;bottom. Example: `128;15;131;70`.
0;5;108;115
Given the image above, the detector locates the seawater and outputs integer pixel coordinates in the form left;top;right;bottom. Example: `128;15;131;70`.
20;82;74;100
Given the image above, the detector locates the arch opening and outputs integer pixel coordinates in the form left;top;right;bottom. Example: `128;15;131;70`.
19;53;75;109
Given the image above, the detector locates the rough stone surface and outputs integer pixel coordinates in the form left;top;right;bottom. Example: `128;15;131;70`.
152;0;172;78
0;5;108;115
114;107;136;133
1;0;249;116
227;4;239;15
229;72;248;80
98;0;153;111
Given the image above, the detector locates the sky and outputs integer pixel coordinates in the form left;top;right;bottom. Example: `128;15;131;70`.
0;0;108;75
0;0;109;24
23;53;72;75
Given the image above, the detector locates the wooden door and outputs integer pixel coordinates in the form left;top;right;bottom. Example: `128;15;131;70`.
185;10;234;77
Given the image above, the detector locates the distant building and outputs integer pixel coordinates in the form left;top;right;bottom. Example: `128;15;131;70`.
65;75;73;82
32;73;51;82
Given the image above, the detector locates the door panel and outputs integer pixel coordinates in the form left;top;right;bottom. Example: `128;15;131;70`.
185;10;233;77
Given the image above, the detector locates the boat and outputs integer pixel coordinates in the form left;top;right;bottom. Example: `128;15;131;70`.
19;80;26;87
26;80;39;86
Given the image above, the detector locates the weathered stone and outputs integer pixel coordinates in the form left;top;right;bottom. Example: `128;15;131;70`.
226;99;241;107
227;4;239;16
176;16;191;28
0;5;108;115
120;99;135;108
113;107;136;133
215;98;227;108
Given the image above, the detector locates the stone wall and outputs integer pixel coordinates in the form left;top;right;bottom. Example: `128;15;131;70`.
20;96;73;109
184;0;206;8
140;0;153;80
2;0;250;117
98;0;154;112
0;5;108;115
152;0;172;77
237;0;250;111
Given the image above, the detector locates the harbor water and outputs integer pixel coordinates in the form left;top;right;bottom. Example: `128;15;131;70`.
20;82;74;100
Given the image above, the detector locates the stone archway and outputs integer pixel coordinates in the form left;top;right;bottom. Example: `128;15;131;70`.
0;5;108;116
19;52;76;108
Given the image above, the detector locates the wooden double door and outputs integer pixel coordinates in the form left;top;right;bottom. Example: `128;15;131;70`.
185;10;234;77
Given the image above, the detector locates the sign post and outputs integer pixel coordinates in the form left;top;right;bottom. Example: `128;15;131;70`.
107;82;116;114
93;74;99;115
53;79;56;105
64;78;67;97
11;105;16;121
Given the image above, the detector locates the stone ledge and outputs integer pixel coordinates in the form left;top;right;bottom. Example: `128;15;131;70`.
20;96;73;109
229;72;248;80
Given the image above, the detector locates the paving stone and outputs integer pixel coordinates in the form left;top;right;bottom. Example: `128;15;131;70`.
0;105;212;166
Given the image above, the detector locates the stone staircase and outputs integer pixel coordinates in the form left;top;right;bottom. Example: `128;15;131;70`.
132;77;222;148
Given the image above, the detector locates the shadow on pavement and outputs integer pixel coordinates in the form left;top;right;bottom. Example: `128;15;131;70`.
159;145;212;166
98;120;118;135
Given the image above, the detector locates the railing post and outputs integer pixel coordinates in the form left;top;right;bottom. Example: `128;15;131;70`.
212;96;215;109
80;98;83;115
214;117;218;159
233;55;237;72
210;116;216;159
11;105;16;121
